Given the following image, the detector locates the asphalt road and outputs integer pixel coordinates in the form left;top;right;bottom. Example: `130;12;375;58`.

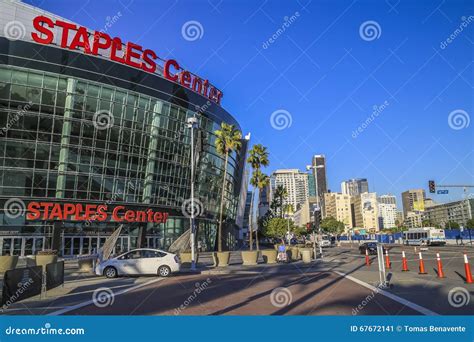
2;245;472;316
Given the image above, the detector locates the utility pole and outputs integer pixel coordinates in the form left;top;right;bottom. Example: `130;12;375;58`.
187;117;199;271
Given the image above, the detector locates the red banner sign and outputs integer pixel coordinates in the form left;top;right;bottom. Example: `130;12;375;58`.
26;202;169;224
30;15;223;105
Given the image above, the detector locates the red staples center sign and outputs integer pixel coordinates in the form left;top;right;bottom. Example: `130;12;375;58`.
30;15;224;105
26;202;169;224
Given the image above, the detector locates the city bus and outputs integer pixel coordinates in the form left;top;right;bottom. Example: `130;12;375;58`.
402;227;446;246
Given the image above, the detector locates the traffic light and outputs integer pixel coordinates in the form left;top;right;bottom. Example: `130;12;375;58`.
314;209;322;230
428;180;436;194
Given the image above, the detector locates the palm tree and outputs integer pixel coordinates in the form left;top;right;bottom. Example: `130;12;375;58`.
274;185;288;218
247;144;270;251
214;123;242;252
249;170;269;250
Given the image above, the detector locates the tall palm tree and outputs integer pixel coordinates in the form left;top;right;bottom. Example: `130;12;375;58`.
214;123;242;252
249;170;269;250
274;185;288;218
247;144;270;251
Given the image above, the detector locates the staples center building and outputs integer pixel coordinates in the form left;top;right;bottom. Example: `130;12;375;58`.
0;1;247;257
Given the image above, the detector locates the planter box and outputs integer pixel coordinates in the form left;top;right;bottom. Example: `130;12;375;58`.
300;248;312;263
261;250;277;264
288;247;300;261
35;255;58;270
241;251;258;265
179;252;199;264
213;252;230;267
0;255;18;273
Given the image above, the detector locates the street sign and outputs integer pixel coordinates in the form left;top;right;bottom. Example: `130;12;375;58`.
437;189;449;194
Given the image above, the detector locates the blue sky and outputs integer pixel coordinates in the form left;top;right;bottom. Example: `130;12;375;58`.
28;0;473;206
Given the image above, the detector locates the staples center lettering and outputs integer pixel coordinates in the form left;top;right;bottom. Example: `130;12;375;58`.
30;15;223;105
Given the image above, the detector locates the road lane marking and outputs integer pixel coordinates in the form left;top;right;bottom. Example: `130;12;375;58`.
47;277;165;316
333;270;439;316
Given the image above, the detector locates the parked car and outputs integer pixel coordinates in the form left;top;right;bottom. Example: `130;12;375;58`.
359;242;377;255
96;248;180;278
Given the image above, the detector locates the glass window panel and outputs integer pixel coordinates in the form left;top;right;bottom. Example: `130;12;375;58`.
43;76;58;89
10;84;27;101
27;73;43;87
11;70;27;85
0;68;12;83
0;83;10;100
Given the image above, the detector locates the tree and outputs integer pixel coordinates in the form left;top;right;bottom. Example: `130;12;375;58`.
445;221;460;229
320;216;345;234
214;123;242;252
262;218;295;240
247;144;269;251
466;219;474;229
273;185;288;218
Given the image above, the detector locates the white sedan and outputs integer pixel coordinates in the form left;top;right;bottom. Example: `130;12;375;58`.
96;248;180;278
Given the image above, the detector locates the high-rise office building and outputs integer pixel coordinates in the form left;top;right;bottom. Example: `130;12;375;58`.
351;192;379;232
377;194;397;229
378;194;397;206
311;155;328;201
271;169;309;211
324;193;353;231
401;189;426;217
341;178;369;196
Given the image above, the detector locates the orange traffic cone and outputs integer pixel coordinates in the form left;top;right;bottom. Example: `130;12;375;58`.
365;248;370;266
436;253;445;278
385;249;391;269
401;251;409;272
418;252;427;274
464;253;473;284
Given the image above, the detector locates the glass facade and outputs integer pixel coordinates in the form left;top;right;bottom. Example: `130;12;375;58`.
0;63;244;255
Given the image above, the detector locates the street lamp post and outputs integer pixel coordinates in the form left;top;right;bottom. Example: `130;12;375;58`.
307;164;325;260
187;117;199;271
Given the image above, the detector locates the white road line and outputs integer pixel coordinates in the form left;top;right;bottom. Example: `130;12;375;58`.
333;270;439;316
47;277;165;316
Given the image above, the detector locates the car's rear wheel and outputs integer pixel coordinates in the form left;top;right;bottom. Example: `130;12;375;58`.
158;265;171;277
104;266;118;278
